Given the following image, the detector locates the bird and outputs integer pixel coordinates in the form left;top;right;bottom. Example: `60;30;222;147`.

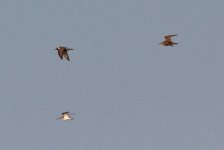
57;112;74;121
160;34;178;46
55;46;74;61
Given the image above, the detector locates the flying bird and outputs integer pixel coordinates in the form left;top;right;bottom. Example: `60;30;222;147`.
55;46;74;61
160;34;178;46
57;112;74;121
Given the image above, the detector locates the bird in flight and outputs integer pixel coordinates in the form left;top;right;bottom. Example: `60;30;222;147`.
57;112;74;121
160;34;178;46
55;46;74;61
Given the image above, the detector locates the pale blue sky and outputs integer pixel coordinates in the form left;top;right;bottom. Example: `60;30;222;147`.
0;0;224;150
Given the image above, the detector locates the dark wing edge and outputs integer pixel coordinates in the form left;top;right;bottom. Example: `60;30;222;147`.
62;111;70;115
63;51;70;61
58;50;63;59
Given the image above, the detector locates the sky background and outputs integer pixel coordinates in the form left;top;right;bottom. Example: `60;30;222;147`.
0;0;224;150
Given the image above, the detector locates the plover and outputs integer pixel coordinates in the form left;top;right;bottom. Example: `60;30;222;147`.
55;46;74;61
160;34;178;46
57;112;74;121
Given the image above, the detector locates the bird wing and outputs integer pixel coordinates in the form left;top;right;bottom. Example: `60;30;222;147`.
164;34;177;41
57;115;63;120
58;49;64;59
62;112;70;115
65;47;74;51
63;51;70;61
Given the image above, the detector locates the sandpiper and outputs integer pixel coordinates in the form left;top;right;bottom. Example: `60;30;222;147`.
55;46;74;61
160;34;178;46
57;112;74;121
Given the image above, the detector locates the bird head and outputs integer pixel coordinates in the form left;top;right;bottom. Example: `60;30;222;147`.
55;47;60;50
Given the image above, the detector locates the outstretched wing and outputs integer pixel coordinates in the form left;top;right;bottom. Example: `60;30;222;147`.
65;47;74;51
57;116;62;120
62;111;70;115
63;51;70;61
164;34;177;41
58;49;64;59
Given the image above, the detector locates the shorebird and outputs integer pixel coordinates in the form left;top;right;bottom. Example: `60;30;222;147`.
160;34;178;46
55;46;74;61
57;112;74;121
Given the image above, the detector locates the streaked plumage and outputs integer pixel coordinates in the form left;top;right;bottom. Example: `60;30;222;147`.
160;34;178;46
55;46;74;61
57;112;74;121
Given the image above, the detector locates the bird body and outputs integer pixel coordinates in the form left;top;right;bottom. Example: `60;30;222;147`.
160;34;178;46
55;46;74;61
57;112;74;121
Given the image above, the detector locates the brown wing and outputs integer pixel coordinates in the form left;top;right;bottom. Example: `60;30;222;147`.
58;49;64;59
63;51;70;61
65;47;74;51
164;34;177;41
